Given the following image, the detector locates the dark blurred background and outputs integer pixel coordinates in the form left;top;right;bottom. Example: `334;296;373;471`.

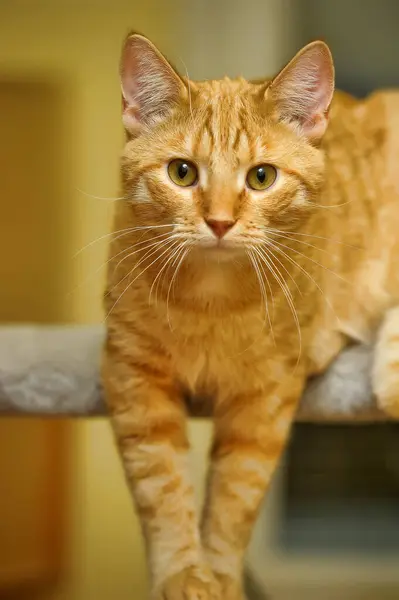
297;0;399;96
1;1;399;599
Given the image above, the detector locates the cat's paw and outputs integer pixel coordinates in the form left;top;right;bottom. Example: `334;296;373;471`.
215;574;247;600
153;565;221;600
373;363;399;419
373;319;399;420
376;391;399;419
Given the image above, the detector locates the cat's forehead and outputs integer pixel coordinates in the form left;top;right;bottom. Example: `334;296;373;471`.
186;77;267;165
196;76;257;95
193;77;263;109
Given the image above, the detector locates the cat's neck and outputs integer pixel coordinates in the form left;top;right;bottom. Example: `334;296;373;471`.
155;246;303;317
164;255;260;314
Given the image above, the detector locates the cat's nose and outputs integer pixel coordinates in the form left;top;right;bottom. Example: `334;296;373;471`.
205;218;236;239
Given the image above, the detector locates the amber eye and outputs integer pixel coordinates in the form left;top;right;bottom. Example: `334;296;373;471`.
168;159;198;187
246;164;277;191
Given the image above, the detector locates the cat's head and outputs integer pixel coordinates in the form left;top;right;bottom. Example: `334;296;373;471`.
120;34;334;262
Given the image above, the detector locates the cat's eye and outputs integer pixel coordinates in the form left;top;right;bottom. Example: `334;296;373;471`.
246;164;277;191
168;159;198;187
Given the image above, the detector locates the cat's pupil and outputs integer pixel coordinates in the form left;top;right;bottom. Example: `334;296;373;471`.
257;168;266;183
178;163;189;179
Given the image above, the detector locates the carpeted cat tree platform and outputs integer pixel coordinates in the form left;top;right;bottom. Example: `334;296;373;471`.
0;325;390;600
0;324;388;421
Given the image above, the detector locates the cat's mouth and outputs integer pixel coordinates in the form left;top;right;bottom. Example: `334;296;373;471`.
177;229;246;258
199;237;240;251
195;237;246;261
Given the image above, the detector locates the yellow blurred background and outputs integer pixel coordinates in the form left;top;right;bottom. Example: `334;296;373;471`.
3;2;399;600
1;1;292;598
0;3;206;599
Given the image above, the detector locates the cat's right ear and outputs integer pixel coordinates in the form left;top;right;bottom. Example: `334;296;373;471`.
267;41;335;143
120;33;186;135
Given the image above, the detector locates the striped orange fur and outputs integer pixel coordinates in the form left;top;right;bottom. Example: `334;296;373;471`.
102;33;399;599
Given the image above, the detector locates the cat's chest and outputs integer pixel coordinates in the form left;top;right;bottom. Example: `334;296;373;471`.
165;307;295;397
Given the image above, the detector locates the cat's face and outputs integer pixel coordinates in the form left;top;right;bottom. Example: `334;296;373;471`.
120;35;334;263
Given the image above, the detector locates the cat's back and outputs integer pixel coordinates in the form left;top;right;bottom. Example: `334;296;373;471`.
327;87;399;150
316;87;399;348
322;87;399;208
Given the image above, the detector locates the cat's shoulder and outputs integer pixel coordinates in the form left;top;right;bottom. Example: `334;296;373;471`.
326;88;399;150
332;88;399;120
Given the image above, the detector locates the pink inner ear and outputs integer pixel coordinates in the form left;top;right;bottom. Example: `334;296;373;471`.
298;76;330;125
122;102;142;135
120;37;143;106
302;111;329;141
121;92;139;115
120;35;185;134
271;42;334;141
309;64;334;115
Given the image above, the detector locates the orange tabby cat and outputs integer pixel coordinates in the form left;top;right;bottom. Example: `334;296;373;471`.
102;33;399;599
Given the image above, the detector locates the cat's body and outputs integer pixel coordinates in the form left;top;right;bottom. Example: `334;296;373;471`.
102;36;399;600
301;89;399;370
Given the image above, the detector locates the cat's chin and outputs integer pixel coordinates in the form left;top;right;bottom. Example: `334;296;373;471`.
198;238;243;251
197;241;245;262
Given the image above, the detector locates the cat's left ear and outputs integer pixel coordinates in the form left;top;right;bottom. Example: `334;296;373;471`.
267;41;335;142
120;33;187;135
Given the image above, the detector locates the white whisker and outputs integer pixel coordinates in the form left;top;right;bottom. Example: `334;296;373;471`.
269;237;351;286
73;223;175;258
266;227;363;250
308;198;356;209
73;231;172;296
166;243;192;331
111;232;177;278
261;242;302;297
104;238;182;322
76;188;126;202
148;239;186;306
179;57;195;128
247;249;275;344
268;231;343;260
252;245;302;366
264;239;342;328
107;236;180;299
73;227;136;258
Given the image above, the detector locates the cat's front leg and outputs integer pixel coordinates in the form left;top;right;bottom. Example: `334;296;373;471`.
102;341;220;600
201;375;304;598
373;306;399;418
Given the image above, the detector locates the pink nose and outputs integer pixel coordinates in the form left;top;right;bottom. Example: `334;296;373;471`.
205;218;236;239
